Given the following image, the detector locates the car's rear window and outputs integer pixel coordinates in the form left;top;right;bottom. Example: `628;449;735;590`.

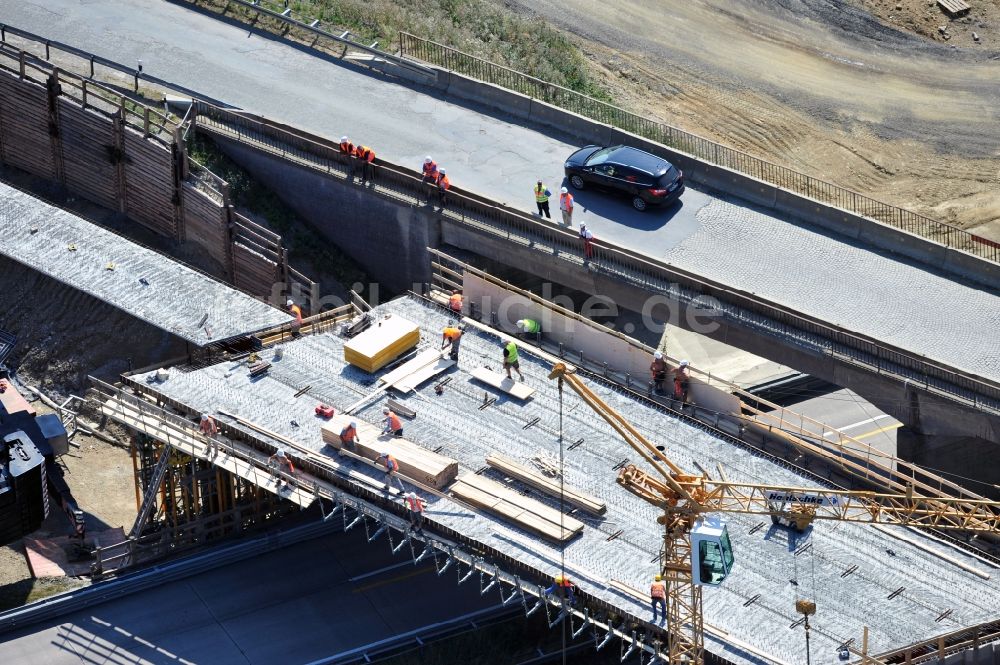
656;167;679;187
585;147;616;166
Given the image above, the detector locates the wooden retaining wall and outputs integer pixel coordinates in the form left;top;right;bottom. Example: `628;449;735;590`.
0;58;314;310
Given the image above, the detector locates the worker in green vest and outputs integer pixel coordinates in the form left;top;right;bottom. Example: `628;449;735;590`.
502;339;524;381
516;318;541;342
534;179;551;219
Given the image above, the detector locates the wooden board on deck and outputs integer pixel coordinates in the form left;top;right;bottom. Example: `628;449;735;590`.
486;454;606;515
450;473;584;543
470;367;535;400
320;415;458;489
378;347;454;392
344;315;420;373
396;356;454;392
938;0;970;16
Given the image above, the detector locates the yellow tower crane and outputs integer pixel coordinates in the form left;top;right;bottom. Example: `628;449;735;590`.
547;363;1000;664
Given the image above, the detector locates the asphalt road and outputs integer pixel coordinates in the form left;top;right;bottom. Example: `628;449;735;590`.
3;0;999;385
0;526;502;665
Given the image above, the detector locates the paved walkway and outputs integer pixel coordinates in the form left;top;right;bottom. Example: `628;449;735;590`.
5;0;999;382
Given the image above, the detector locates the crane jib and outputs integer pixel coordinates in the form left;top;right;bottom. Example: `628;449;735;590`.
767;492;839;507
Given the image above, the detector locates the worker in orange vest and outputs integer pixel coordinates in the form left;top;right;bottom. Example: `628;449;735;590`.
199;414;219;457
441;320;463;361
378;450;403;491
268;449;296;486
339;420;360;451
435;168;451;207
382;408;403;438
559;187;574;226
353;144;376;183
287;299;303;335
449;290;463;314
404;491;427;532
545;574;577;605
339;135;355;179
421;156;439;184
673;360;691;404
650;574;666;624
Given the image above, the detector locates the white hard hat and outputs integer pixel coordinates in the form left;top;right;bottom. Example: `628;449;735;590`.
439;168;446;174
201;414;209;421
680;359;690;367
406;491;416;499
379;451;389;457
350;421;357;428
286;299;294;307
579;222;586;229
383;407;390;414
654;351;662;360
560;186;568;194
340;136;348;142
276;449;286;457
516;319;525;329
424;156;433;163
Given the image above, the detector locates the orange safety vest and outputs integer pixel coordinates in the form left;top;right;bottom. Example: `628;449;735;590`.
560;192;573;211
339;140;354;155
442;326;462;341
355;146;375;162
650;581;666;599
422;160;438;177
290;304;303;324
405;495;425;512
386;412;402;432
340;425;357;443
449;293;463;311
199;418;217;436
383;453;399;471
437;174;451;191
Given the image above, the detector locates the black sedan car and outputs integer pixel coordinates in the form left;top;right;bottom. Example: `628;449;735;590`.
563;145;684;211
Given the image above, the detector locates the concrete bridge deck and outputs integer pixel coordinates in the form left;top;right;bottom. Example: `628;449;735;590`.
4;2;999;385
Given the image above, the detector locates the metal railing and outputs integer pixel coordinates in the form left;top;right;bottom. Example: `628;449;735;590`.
398;32;1000;265
188;101;1000;415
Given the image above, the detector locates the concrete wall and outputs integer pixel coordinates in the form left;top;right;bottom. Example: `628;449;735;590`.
212;135;436;296
430;68;1000;290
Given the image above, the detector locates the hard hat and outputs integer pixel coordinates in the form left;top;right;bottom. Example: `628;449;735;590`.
406;491;416;499
579;222;586;228
554;574;564;583
424;156;433;163
201;414;209;421
654;351;662;360
655;574;662;581
560;186;568;194
350;421;357;428
383;407;390;414
340;135;348;142
680;359;690;367
286;299;294;307
537;179;543;184
516;319;525;329
276;449;286;457
379;451;389;457
439;168;446;174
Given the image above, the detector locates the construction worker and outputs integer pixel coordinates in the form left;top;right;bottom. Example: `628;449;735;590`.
199;414;219;456
404;491;427;532
287;299;303;335
354;144;376;183
268;449;296;485
421;156;438;201
534;179;551;219
674;359;691;404
382;408;403;437
449;290;463;314
377;451;403;491
650;351;668;395
435;167;451;207
650;574;666;623
339;135;355;179
516;318;540;342
441;320;463;361
579;222;595;260
545;574;576;604
502;339;524;382
339;420;360;451
559;187;574;226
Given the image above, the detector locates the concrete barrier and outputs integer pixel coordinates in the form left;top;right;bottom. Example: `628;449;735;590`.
527;98;614;146
445;73;532;122
857;214;951;267
695;163;777;209
773;189;862;240
943;247;1000;287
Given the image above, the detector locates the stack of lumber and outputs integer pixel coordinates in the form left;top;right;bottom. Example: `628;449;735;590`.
486;454;606;515
379;348;453;391
470;367;535;400
450;473;585;543
320;415;458;489
344;315;420;373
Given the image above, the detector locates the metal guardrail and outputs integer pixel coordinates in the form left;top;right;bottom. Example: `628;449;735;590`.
397;32;1000;265
189;101;1000;416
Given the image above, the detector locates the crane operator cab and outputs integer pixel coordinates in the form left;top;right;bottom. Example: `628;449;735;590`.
691;515;735;586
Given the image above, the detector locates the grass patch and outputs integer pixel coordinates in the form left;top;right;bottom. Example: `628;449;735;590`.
186;133;370;295
198;0;609;101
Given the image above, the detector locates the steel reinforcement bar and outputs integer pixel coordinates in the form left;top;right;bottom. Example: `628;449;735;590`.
189;101;1000;416
397;32;1000;265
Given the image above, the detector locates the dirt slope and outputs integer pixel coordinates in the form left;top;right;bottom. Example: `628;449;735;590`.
507;0;1000;240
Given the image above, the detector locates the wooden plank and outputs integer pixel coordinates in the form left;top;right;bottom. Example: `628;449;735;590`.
395;356;455;392
938;0;970;17
469;366;535;400
486;453;606;515
320;414;458;489
344;315;420;373
450;474;583;543
378;348;442;387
